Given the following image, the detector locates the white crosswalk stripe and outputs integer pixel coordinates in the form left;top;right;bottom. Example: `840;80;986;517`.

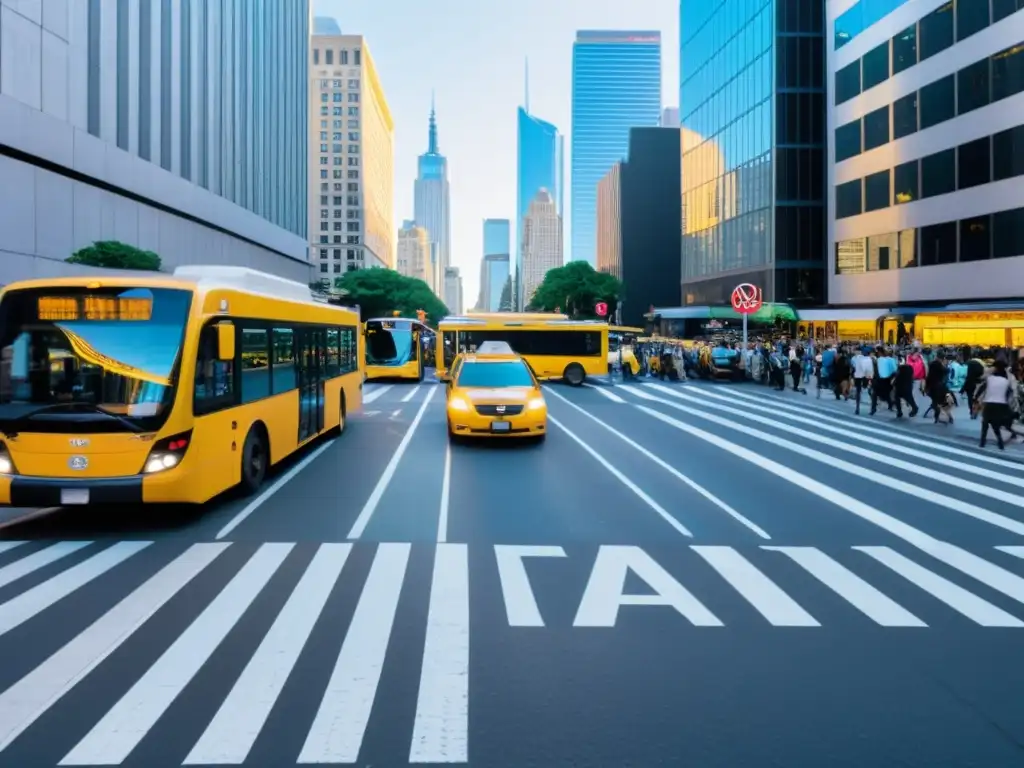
0;539;1019;764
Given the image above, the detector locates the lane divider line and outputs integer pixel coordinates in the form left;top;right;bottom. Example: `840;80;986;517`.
437;442;452;543
581;382;625;403
401;386;421;403
363;385;392;404
347;387;438;539
545;387;769;539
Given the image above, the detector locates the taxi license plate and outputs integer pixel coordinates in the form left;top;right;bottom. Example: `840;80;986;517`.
61;488;89;505
490;421;511;432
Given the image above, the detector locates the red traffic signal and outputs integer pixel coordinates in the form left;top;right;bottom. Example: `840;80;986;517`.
595;301;608;317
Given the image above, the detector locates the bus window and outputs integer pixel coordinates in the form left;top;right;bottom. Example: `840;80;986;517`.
194;323;235;415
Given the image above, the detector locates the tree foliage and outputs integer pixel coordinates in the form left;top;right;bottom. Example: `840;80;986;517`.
66;241;162;271
498;276;512;312
527;261;621;319
332;268;448;324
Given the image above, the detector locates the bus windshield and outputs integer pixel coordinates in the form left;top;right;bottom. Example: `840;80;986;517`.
365;320;416;366
0;286;193;432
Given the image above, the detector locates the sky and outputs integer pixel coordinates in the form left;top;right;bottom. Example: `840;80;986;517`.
315;0;679;305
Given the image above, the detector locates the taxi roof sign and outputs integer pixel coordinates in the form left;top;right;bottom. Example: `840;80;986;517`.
475;341;515;355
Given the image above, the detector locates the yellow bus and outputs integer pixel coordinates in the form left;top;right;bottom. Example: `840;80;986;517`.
0;266;363;507
364;318;430;381
437;315;608;386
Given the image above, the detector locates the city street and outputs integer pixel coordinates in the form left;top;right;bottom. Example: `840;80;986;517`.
1;377;1023;767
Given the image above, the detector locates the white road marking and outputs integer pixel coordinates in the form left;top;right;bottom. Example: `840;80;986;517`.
765;547;925;626
494;545;567;627
185;544;352;765
363;385;393;403
363;410;381;417
671;384;1024;489
574;545;722;627
0;541;151;638
216;440;336;539
410;543;470;763
581;382;625;402
996;546;1024;560
628;400;1024;606
545;387;769;539
691;546;819;626
347;386;437;538
437;443;452;543
61;543;293;766
0;541;27;555
856;546;1024;627
0;544;228;753
402;385;422;402
547;414;693;538
0;541;91;589
390;409;403;419
299;543;410;764
624;387;1024;537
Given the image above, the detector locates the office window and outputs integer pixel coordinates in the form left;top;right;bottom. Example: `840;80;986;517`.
835;61;860;104
921;148;956;198
325;50;333;65
960;216;991;262
313;48;319;65
863;106;890;151
159;0;171;171
835;120;862;162
115;0;129;148
240;329;270;402
958;59;991;114
958;136;991;189
892;25;917;75
894;160;919;204
87;0;100;137
992;43;1024;102
993;0;1024;23
993;124;1024;181
993;206;1024;258
864;170;890;212
340;50;349;65
919;75;954;129
836;179;862;219
919;2;954;61
869;232;898;271
354;49;361;65
899;229;918;268
919;221;957;265
893;93;918;139
956;0;990;41
862;41;889;90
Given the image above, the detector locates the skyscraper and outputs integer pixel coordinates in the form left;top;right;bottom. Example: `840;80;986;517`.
521;189;563;307
517;66;563;310
396;223;432;287
414;96;451;281
571;31;661;266
309;34;395;277
680;2;825;306
443;266;463;314
480;219;511;311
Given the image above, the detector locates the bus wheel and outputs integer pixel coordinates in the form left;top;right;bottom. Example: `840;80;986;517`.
563;363;586;387
335;392;347;436
239;427;268;495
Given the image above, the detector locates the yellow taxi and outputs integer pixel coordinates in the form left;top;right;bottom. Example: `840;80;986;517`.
445;342;547;442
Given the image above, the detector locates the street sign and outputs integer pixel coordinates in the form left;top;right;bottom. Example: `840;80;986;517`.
730;283;762;314
595;302;608;317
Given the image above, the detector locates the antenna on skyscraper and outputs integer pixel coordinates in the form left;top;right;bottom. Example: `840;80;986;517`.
524;57;530;112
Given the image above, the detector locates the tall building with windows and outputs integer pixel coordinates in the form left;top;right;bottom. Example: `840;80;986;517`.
414;98;451;280
596;164;622;280
571;31;661;266
517;71;563;309
829;0;1024;306
443;266;463;314
521;189;563;306
479;218;510;311
680;2;825;306
0;0;310;284
309;33;394;280
396;223;432;286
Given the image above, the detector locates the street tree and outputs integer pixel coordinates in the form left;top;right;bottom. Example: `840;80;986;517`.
66;241;162;271
527;261;621;319
332;268;448;324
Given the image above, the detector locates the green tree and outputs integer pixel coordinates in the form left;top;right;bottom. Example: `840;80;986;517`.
498;276;512;311
66;240;162;271
332;267;449;324
527;261;621;319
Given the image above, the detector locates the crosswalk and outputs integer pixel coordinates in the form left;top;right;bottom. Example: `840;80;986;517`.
0;538;1023;763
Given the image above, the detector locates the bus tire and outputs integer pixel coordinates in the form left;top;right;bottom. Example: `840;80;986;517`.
563;363;586;387
239;425;269;496
335;391;347;436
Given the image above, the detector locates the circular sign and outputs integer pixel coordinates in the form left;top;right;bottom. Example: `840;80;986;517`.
595;302;608;317
730;283;762;315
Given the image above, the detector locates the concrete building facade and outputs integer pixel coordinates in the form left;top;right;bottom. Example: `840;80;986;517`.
396;223;432;287
443;265;462;314
521;188;563;307
0;0;310;285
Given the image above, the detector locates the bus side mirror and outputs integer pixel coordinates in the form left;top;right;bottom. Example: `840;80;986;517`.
215;322;235;361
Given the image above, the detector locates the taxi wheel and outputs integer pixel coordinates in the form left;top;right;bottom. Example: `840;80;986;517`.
239;427;268;495
563;363;586;387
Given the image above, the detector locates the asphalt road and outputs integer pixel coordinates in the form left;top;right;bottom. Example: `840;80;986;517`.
1;375;1024;767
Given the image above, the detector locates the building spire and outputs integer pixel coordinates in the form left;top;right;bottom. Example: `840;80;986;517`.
428;90;438;154
524;57;530;112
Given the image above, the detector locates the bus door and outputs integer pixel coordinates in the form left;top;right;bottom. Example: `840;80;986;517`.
298;327;325;441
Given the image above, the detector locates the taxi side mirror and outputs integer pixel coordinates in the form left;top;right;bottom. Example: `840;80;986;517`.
215;322;235;361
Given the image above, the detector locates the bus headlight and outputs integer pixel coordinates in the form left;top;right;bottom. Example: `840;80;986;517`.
143;430;192;474
527;398;546;410
0;443;15;474
449;398;470;412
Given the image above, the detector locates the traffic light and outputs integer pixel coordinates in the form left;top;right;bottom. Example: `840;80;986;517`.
416;309;426;323
393;310;400;317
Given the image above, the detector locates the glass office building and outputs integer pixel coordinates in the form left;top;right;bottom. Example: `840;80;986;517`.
680;1;826;306
517;107;563;308
483;218;511;258
571;31;661;266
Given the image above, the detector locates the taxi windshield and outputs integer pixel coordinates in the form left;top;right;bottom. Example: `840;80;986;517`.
456;361;533;388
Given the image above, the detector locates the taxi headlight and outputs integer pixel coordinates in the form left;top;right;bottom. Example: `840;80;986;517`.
449;398;470;412
527;397;546;411
0;444;14;475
